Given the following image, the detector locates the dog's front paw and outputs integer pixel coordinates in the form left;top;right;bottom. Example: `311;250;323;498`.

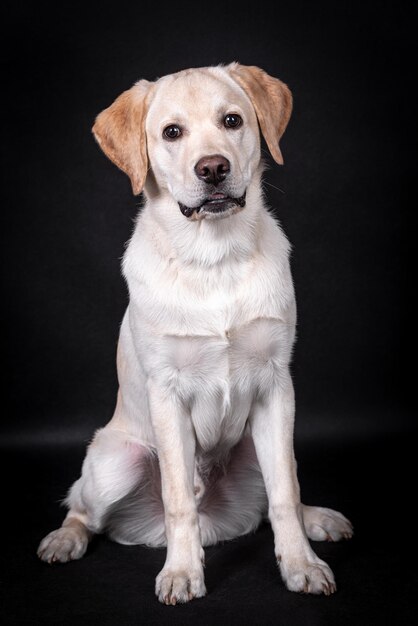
279;557;336;595
155;566;206;605
37;527;88;564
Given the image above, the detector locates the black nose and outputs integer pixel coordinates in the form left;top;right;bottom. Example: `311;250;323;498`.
194;154;230;186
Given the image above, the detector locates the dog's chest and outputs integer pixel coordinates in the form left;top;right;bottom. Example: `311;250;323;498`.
126;217;296;452
157;317;292;452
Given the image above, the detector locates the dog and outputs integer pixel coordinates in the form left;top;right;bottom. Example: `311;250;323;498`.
37;63;353;604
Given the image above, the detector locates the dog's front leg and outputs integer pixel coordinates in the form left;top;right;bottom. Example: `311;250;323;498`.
251;369;336;595
147;380;206;605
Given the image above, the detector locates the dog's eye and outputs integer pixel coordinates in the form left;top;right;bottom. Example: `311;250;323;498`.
163;124;182;140
224;114;242;129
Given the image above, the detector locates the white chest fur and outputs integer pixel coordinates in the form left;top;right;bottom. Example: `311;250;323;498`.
146;318;295;452
123;202;296;453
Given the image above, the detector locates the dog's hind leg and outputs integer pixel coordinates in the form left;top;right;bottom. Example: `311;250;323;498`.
37;426;153;563
198;435;268;546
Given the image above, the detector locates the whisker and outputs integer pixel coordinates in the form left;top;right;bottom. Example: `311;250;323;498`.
263;180;285;194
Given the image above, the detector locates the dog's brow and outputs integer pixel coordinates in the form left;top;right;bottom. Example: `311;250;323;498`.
157;112;187;127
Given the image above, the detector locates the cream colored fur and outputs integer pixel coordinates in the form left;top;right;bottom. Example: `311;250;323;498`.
37;64;352;604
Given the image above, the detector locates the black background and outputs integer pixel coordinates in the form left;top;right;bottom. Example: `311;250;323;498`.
1;1;415;624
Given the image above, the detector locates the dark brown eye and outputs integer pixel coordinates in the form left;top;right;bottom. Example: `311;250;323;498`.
163;124;182;140
224;113;242;129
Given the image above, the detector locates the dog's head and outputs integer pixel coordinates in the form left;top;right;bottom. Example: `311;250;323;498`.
93;64;292;220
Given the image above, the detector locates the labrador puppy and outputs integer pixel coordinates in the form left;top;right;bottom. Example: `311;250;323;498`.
37;63;353;604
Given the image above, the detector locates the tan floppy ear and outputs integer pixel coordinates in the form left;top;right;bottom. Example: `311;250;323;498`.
228;63;292;165
92;80;153;195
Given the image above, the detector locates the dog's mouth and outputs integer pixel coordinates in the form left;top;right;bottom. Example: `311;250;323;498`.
179;192;246;219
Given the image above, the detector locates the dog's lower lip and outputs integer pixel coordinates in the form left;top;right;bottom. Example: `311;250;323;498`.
201;192;246;211
179;192;246;217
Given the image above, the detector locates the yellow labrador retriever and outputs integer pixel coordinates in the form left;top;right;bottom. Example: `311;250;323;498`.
38;64;352;604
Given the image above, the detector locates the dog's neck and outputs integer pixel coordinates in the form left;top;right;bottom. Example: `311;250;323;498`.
141;174;264;269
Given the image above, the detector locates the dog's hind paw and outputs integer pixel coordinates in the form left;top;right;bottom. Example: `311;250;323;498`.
303;505;353;542
37;524;89;564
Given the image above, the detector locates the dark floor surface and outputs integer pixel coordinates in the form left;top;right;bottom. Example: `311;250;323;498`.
1;431;415;625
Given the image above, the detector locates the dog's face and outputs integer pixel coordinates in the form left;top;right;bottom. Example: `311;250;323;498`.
93;64;292;221
145;68;259;220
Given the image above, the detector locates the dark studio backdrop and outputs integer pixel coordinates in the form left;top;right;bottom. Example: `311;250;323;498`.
1;1;415;625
